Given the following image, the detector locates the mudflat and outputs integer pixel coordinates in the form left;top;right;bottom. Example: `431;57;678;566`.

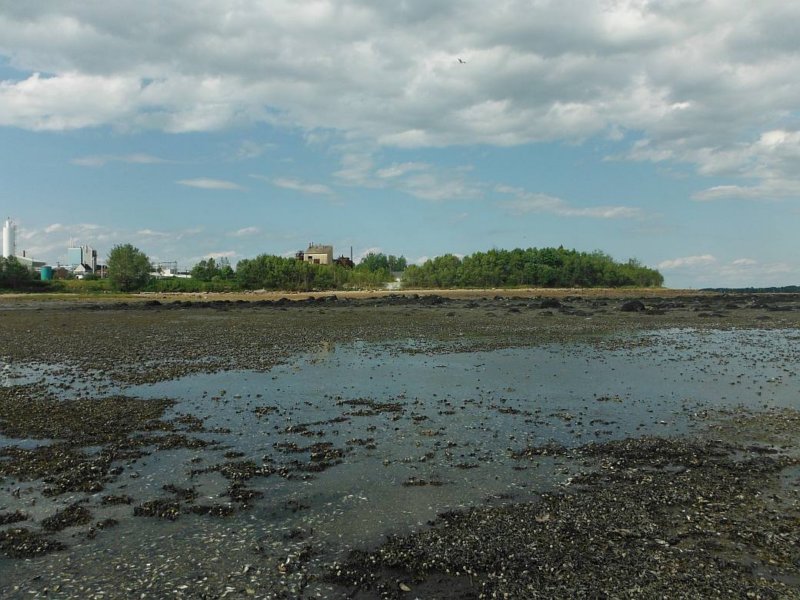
1;292;798;598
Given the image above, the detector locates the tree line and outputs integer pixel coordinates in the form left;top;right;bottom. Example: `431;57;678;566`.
402;247;663;288
141;246;662;291
96;246;403;292
4;244;662;293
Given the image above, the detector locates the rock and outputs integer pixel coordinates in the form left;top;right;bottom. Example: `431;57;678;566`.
620;300;646;312
540;298;562;309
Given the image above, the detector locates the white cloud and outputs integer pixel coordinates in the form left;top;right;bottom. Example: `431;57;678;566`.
2;2;800;200
657;255;717;270
334;153;377;187
14;221;116;262
335;154;482;201
270;177;333;196
0;72;140;130
230;226;261;237
129;227;205;241
731;258;757;266
16;220;222;269
375;162;428;179
176;178;245;190
137;229;171;238
233;140;273;160
688;129;800;201
663;256;799;288
71;153;168;167
497;185;643;219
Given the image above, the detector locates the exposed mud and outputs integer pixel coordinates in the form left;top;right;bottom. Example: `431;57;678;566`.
0;292;798;598
328;415;800;599
0;292;797;385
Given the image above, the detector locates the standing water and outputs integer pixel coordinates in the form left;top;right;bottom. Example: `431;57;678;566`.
0;328;798;597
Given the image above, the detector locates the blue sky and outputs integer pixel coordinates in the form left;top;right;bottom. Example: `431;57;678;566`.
1;1;799;288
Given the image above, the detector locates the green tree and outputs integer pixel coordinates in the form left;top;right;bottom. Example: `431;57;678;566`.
217;257;235;281
387;255;407;272
357;252;390;273
191;258;218;282
107;244;152;291
0;256;34;289
191;257;237;282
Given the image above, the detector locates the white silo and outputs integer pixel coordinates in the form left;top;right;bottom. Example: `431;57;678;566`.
2;218;15;259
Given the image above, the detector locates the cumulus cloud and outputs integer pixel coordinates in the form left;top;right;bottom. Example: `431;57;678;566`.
176;178;245;190
25;223;102;243
497;185;643;219
0;72;141;130
16;220;218;268
688;129;800;201
14;221;116;262
658;254;799;287
2;2;800;200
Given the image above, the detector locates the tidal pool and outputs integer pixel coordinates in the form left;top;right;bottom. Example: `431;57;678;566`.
1;328;798;598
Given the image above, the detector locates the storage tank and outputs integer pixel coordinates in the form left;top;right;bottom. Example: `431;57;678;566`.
2;218;15;259
40;266;54;281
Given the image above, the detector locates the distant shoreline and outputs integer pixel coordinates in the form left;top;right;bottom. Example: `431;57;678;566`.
0;286;714;304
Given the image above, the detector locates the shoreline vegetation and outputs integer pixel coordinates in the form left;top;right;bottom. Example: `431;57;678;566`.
2;246;666;294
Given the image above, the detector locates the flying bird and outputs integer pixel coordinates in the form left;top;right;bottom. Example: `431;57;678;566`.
458;58;467;64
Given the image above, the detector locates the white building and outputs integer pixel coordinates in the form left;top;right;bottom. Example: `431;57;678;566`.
2;218;44;271
2;217;15;259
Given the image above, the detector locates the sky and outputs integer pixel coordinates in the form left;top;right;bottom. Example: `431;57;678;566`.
1;1;798;288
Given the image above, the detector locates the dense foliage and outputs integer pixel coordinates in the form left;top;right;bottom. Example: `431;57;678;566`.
356;253;407;275
107;244;152;291
402;248;663;288
234;254;391;291
0;256;35;289
190;257;235;282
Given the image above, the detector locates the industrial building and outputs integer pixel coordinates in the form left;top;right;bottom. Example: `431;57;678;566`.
67;243;99;277
298;243;334;265
2;217;45;272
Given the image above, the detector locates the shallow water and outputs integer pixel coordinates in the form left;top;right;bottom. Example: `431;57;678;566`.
1;328;798;597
